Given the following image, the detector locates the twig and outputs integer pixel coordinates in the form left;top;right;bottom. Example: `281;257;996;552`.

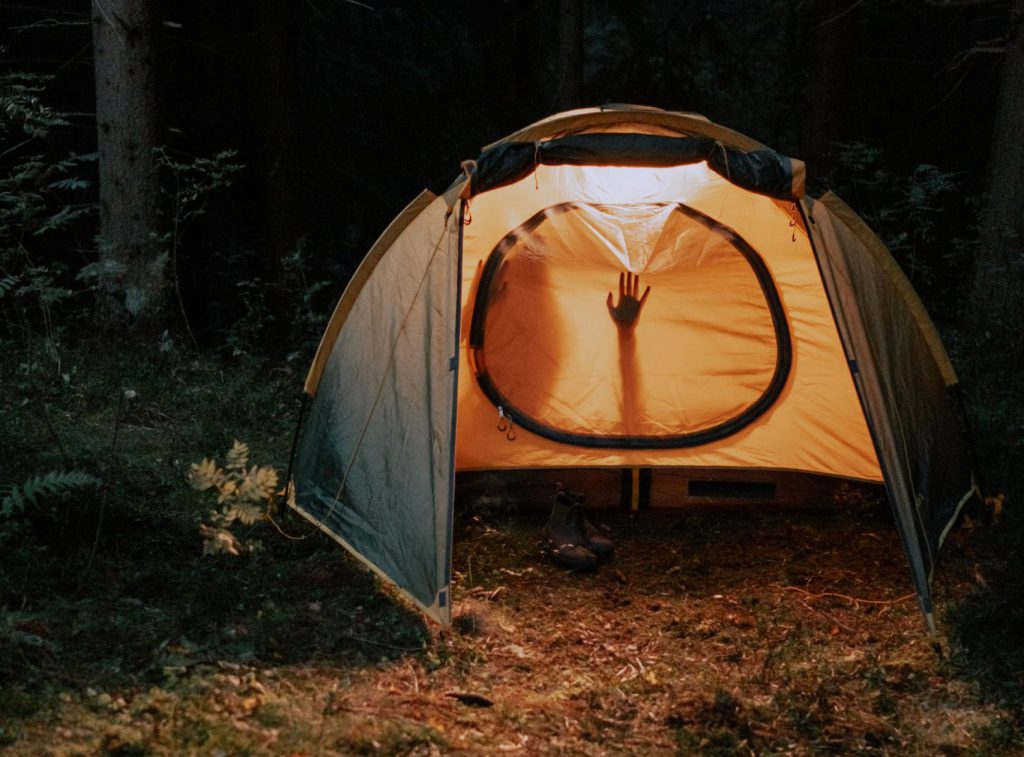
168;171;199;350
265;508;317;540
944;710;975;741
12;19;89;32
91;0;126;48
336;632;423;653
79;389;124;586
406;659;419;695
0;137;34;161
945;44;1007;72
811;0;867;30
798;599;857;634
38;401;68;466
776;584;917;606
315;682;338;751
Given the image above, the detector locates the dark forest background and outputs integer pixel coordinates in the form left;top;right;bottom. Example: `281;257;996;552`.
3;0;1023;568
2;1;1022;530
2;3;1024;751
3;0;1021;343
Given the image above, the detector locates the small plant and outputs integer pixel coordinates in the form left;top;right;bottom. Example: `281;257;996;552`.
1;73;97;349
1;470;100;519
280;238;332;360
830;142;969;316
222;238;332;362
155;146;243;275
188;440;279;556
152;147;243;346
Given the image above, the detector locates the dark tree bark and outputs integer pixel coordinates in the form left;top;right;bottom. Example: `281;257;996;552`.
256;0;301;269
252;0;302;345
800;0;853;177
92;0;166;330
553;0;585;111
971;0;1024;337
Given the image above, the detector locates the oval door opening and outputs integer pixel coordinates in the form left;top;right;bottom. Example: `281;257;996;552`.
469;202;791;449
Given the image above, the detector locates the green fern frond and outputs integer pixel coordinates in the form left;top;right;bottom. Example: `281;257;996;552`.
1;470;100;518
0;275;18;299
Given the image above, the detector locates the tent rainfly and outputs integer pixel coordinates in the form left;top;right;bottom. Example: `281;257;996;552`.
289;105;979;630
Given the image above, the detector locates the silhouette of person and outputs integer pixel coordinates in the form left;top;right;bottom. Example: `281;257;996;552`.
606;272;650;434
542;272;651;572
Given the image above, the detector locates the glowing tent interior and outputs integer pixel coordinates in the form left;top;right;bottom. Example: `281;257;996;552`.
289;106;978;628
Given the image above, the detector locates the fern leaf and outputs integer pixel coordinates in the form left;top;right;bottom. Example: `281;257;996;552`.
0;275;19;299
1;470;100;517
47;177;91;192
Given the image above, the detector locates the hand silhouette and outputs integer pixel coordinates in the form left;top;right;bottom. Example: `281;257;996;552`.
606;272;651;331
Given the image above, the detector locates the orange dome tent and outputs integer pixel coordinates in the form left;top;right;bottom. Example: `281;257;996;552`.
289;106;979;629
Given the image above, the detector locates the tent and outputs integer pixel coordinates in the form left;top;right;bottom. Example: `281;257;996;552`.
288;105;979;630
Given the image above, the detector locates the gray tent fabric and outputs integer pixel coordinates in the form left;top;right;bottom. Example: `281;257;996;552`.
291;193;461;623
805;193;977;629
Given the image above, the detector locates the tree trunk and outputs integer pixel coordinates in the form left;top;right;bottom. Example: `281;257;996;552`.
254;0;301;345
92;0;165;331
971;0;1024;339
800;0;853;178
256;0;300;270
553;0;584;112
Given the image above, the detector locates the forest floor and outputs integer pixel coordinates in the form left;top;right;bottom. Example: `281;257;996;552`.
2;503;1022;755
1;345;1022;755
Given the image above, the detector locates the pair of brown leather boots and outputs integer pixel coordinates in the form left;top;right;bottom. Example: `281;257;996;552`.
543;486;614;571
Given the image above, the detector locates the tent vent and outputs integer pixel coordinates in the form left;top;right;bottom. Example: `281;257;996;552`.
688;479;776;501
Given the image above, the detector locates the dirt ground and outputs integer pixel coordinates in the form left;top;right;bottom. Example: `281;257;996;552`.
1;495;1021;756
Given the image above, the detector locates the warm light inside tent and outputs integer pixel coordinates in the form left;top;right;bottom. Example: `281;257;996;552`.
456;163;883;483
470;202;786;444
566;163;714;206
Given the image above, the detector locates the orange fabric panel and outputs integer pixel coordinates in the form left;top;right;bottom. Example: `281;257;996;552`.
478;203;778;438
455;164;882;483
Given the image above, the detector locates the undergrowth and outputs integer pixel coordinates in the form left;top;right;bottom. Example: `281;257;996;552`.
0;333;432;751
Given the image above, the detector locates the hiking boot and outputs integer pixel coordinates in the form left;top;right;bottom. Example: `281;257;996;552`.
544;490;598;572
583;517;614;560
565;490;614;560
